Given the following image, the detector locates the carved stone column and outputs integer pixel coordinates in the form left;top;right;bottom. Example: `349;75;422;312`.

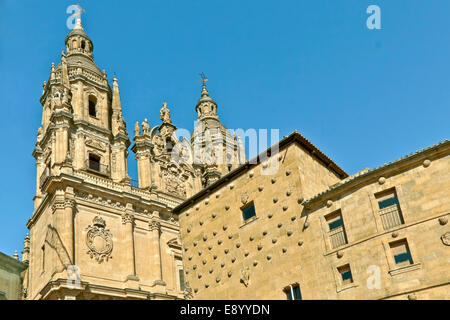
122;204;139;287
51;189;75;274
149;219;166;286
63;199;76;265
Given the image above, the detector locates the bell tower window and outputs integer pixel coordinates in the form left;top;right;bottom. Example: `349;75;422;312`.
166;139;174;153
81;40;86;50
88;96;97;117
88;154;101;172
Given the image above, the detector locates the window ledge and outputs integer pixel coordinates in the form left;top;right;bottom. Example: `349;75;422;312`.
388;262;421;276
239;217;259;229
336;282;359;293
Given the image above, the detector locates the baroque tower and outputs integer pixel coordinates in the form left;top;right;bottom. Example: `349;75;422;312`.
132;81;246;195
26;16;185;300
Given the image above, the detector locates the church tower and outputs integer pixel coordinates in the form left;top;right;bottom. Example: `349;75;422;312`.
33;16;130;212
191;81;246;186
132;80;247;198
26;15;185;300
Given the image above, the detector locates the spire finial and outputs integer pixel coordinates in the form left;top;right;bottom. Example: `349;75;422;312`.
199;72;209;85
13;250;19;260
111;74;122;112
199;72;210;97
73;4;86;30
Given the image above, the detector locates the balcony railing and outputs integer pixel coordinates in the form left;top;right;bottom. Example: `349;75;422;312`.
329;226;347;249
85;160;109;177
379;204;404;230
39;166;51;187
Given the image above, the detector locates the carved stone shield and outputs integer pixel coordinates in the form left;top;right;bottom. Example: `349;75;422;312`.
86;216;113;263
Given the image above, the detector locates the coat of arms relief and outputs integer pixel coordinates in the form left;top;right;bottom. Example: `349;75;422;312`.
85;216;113;263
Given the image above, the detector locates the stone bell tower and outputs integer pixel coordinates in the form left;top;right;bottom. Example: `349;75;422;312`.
191;82;246;186
33;16;130;212
26;15;185;300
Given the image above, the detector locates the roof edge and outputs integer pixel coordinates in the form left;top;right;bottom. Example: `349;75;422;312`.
303;139;450;207
172;130;348;214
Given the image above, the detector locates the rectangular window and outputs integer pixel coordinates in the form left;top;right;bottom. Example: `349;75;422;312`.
375;188;404;230
88;96;97;117
179;269;185;291
284;283;302;300
338;264;353;285
325;210;348;248
241;202;256;222
88;154;100;172
390;239;413;267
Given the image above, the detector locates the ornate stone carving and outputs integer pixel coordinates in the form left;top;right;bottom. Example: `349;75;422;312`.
142;118;150;136
118;111;127;134
441;232;450;246
161;164;187;198
74;191;124;210
51;201;66;212
64;199;76;208
121;213;134;225
85;138;106;152
241;192;249;205
134;121;140;137
86;216;113;263
183;281;193;299
160;101;172;123
149;220;161;233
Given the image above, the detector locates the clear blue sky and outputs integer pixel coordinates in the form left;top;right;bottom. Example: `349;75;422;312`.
0;0;449;257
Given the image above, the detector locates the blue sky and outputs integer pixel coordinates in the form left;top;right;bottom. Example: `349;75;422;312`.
0;0;449;257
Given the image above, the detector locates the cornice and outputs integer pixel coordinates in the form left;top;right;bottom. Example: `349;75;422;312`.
131;140;154;153
38;278;180;300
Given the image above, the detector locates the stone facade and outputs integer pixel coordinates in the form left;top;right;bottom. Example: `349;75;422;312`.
0;251;27;300
25;17;187;300
173;133;450;300
21;15;449;300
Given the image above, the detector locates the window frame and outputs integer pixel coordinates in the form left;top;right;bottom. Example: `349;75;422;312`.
88;95;98;118
381;235;422;276
241;201;257;223
389;239;413;267
337;264;354;285
283;283;302;300
88;154;101;172
324;209;348;249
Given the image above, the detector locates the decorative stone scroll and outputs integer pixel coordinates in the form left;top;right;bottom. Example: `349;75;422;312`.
86;216;113;263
